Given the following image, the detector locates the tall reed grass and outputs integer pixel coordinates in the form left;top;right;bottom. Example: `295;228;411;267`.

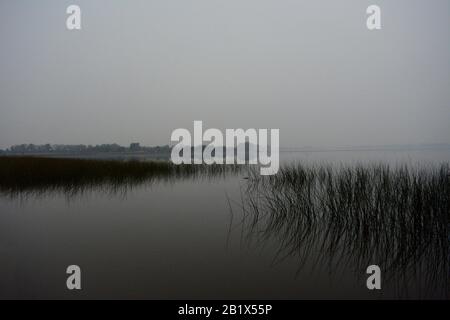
0;156;240;197
236;163;449;298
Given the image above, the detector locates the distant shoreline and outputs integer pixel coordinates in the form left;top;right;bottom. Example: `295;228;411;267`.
2;144;450;156
0;152;171;160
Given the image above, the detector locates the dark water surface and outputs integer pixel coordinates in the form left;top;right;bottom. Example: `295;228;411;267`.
0;149;448;299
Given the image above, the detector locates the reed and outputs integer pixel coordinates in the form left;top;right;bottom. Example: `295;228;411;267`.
236;163;449;298
0;156;240;197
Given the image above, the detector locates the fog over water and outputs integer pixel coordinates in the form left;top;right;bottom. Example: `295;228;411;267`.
1;0;449;149
0;0;449;300
0;150;448;299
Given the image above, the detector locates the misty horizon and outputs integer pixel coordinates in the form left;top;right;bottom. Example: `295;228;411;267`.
2;141;450;153
0;0;449;301
1;0;449;150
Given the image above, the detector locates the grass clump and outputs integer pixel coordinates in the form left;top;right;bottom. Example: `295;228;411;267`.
236;163;449;298
0;156;240;197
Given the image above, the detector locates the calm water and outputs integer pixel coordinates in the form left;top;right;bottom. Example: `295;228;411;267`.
0;149;449;299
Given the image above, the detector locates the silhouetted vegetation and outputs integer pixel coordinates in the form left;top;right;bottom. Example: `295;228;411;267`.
0;156;240;197
2;156;448;297
3;143;171;155
233;163;449;298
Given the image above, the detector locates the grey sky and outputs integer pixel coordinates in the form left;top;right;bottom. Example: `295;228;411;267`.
0;0;449;149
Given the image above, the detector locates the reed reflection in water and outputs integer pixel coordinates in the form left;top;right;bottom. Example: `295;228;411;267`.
0;156;448;298
0;157;241;199
233;163;449;298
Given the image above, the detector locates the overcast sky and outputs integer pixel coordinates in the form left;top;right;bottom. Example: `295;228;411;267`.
0;0;449;149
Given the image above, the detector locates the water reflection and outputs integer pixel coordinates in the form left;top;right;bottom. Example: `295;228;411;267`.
0;157;242;199
233;163;449;298
0;156;448;298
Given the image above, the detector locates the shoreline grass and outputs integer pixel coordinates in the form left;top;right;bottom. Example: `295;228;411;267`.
1;156;448;297
0;156;240;197
236;162;449;297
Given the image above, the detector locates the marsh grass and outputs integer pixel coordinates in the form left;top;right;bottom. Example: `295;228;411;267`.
236;163;449;298
0;156;241;198
1;156;448;297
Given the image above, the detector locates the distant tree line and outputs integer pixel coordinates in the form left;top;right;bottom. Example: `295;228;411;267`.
1;143;171;155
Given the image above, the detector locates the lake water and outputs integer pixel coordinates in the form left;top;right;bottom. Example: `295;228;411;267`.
0;149;449;299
